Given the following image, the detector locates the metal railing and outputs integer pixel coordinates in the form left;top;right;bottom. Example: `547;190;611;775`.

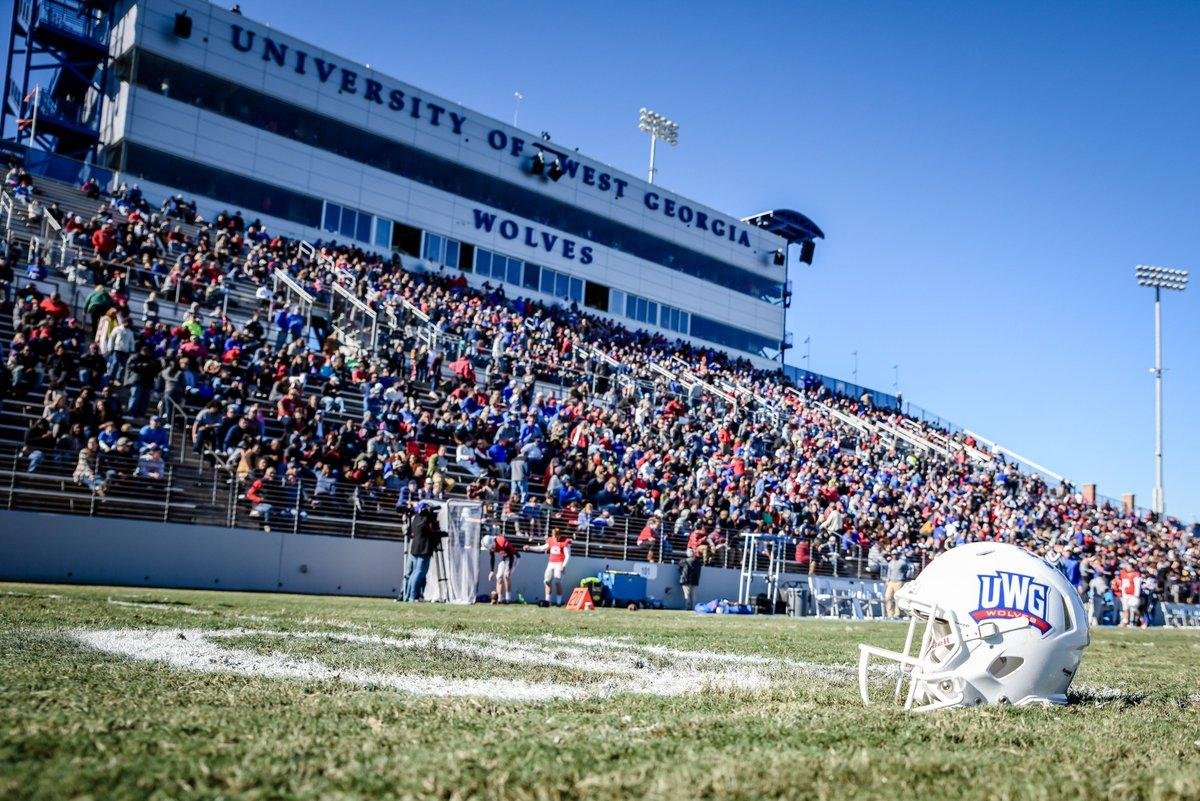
1;191;13;235
330;281;378;354
160;394;192;464
2;444;194;523
0;439;887;578
31;0;111;45
965;429;1066;485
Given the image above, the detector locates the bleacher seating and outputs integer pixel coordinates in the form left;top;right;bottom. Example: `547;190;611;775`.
1;160;1198;622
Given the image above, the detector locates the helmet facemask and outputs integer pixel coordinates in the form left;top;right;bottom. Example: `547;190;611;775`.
858;598;976;712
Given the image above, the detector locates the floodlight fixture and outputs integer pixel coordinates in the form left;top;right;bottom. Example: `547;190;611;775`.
1133;264;1189;515
638;107;679;184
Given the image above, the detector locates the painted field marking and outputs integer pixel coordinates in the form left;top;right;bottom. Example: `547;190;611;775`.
107;599;215;615
69;625;865;701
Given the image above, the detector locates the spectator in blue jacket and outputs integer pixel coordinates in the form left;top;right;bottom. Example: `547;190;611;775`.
137;415;170;453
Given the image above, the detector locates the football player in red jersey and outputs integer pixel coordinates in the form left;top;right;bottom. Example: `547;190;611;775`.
525;529;573;605
482;534;520;603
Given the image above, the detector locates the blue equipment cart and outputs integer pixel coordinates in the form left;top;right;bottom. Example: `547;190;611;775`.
598;570;647;606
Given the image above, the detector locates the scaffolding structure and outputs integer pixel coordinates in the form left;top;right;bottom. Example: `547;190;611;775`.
2;0;115;162
737;532;787;611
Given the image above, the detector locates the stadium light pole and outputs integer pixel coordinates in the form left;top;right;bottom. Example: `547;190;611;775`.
638;108;678;185
1135;265;1188;516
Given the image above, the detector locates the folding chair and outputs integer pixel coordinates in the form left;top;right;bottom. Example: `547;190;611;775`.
808;576;836;618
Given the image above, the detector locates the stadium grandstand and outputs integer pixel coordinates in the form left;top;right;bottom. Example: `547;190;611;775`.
1;0;1197;625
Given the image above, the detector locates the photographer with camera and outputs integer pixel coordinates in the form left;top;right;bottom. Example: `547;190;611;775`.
403;502;445;602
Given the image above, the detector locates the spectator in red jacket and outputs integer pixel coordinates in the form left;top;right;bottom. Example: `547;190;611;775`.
38;291;70;321
794;537;812;572
637;516;662;563
91;224;117;258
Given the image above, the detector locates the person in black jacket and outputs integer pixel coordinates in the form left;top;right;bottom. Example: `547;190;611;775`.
404;502;444;601
125;346;162;417
678;548;702;609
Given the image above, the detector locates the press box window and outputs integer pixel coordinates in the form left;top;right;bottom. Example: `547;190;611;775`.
323;202;374;244
391;221;423;257
423;233;463;269
523;262;541;291
477;249;519;284
540;267;582;303
584;281;609;312
626;295;658;325
423;233;443;263
660;304;690;334
457;243;474;273
374;218;391;248
609;290;626;316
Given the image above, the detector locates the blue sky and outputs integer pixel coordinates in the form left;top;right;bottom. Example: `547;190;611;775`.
12;2;1200;519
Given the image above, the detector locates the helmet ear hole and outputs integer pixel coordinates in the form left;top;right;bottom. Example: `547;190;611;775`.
988;655;1024;679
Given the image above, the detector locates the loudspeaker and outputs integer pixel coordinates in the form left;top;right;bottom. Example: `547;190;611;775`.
799;239;815;265
772;249;785;266
173;12;192;38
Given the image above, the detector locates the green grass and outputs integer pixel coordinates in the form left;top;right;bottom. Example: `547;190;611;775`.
2;582;1199;801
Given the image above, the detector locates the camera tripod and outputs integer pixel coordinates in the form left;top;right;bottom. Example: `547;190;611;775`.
431;542;450;602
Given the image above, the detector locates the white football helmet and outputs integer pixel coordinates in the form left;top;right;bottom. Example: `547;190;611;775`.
858;542;1089;712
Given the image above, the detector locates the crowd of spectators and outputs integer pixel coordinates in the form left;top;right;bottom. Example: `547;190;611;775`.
1;165;1197;615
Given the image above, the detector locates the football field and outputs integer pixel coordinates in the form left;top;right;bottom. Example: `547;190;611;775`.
1;582;1197;801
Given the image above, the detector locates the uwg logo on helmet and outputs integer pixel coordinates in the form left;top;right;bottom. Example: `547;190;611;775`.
972;571;1053;634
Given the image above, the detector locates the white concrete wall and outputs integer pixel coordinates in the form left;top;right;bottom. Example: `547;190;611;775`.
103;0;790;355
0;510;808;606
0;510;407;597
117;86;786;349
126;0;784;267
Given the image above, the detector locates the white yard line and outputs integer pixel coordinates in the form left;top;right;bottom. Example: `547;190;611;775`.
266;629;772;695
106;599;214;615
74;628;586;702
1069;683;1148;704
104;599;272;623
528;631;871;681
72;624;852;700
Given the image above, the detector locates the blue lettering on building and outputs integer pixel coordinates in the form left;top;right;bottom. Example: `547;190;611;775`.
231;24;466;140
472;209;593;264
230;22;754;250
